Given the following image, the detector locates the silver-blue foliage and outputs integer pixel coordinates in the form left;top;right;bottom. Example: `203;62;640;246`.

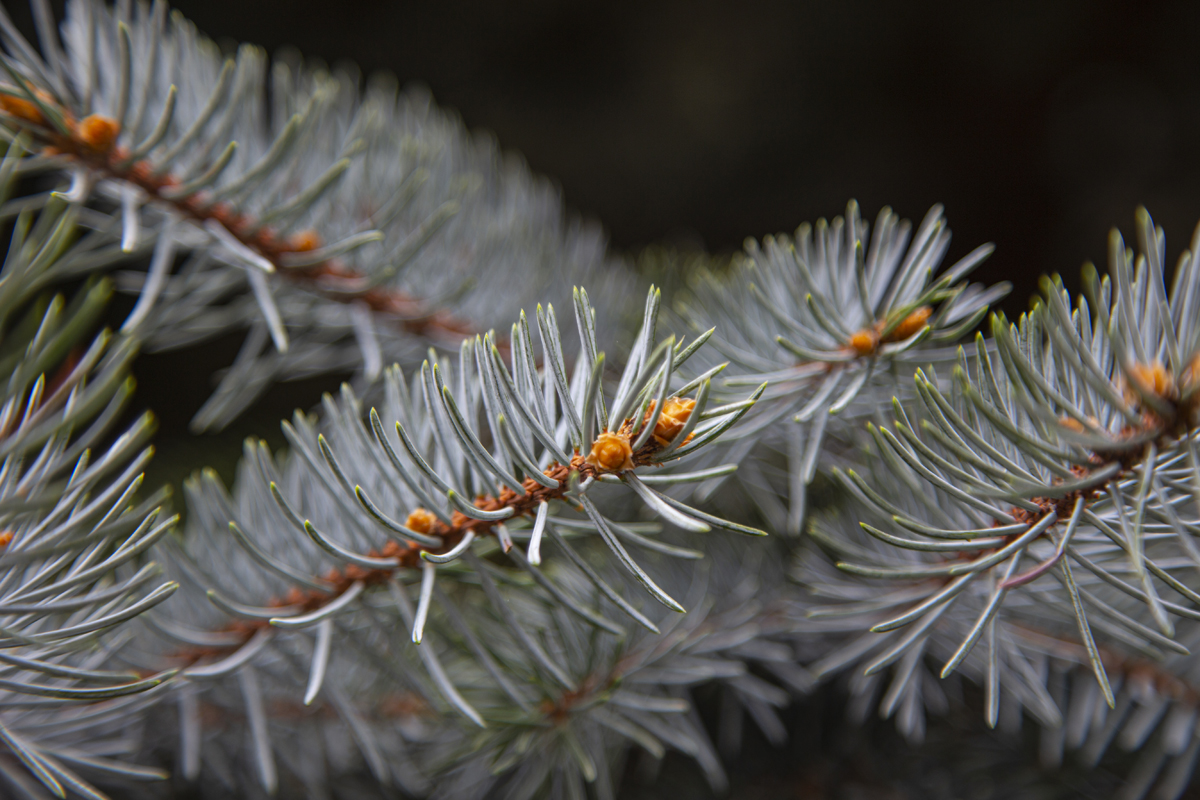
2;1;1200;798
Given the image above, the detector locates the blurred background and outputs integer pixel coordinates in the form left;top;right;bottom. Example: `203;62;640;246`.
11;1;1200;796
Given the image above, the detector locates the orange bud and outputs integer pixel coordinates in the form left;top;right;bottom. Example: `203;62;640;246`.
1126;361;1175;401
1183;352;1200;389
0;531;11;548
1058;415;1098;434
0;93;42;124
1058;416;1085;433
848;329;878;356
289;230;322;252
883;306;933;343
0;86;68;127
76;114;120;152
586;431;634;473
405;508;438;535
649;396;697;446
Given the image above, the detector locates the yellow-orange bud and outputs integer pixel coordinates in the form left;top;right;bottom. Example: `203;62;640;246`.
648;396;697;446
586;431;634;473
289;230;323;252
0;93;42;124
883;306;933;343
0;85;68;128
848;329;878;356
405;508;438;535
1059;416;1084;433
77;114;120;152
1183;352;1200;389
1126;361;1175;402
1058;415;1099;434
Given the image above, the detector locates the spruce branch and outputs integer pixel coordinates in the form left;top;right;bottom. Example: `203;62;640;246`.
130;285;771;795
0;134;175;798
4;0;1198;795
0;0;637;431
794;208;1200;799
677;201;1009;534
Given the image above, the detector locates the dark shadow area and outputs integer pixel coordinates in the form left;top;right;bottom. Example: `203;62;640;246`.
623;682;1128;799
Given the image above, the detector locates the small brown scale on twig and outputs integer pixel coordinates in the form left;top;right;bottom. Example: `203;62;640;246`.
538;638;669;724
1009;465;1103;528
0;88;478;343
539;675;603;725
536;598;793;726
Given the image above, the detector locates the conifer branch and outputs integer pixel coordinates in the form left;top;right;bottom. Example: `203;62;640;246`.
2;1;1200;797
127;285;771;795
0;0;635;431
0;136;174;798
677;201;1009;534
792;207;1200;797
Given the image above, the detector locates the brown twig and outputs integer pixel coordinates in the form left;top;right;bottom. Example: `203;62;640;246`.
1;97;478;344
171;408;689;669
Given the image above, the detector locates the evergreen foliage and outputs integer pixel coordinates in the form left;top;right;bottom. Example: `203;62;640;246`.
0;1;1197;799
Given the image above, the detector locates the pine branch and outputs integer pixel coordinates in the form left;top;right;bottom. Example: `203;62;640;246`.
0;0;636;431
3;0;1198;796
675;201;1009;534
123;285;779;796
791;207;1200;799
0;135;175;799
